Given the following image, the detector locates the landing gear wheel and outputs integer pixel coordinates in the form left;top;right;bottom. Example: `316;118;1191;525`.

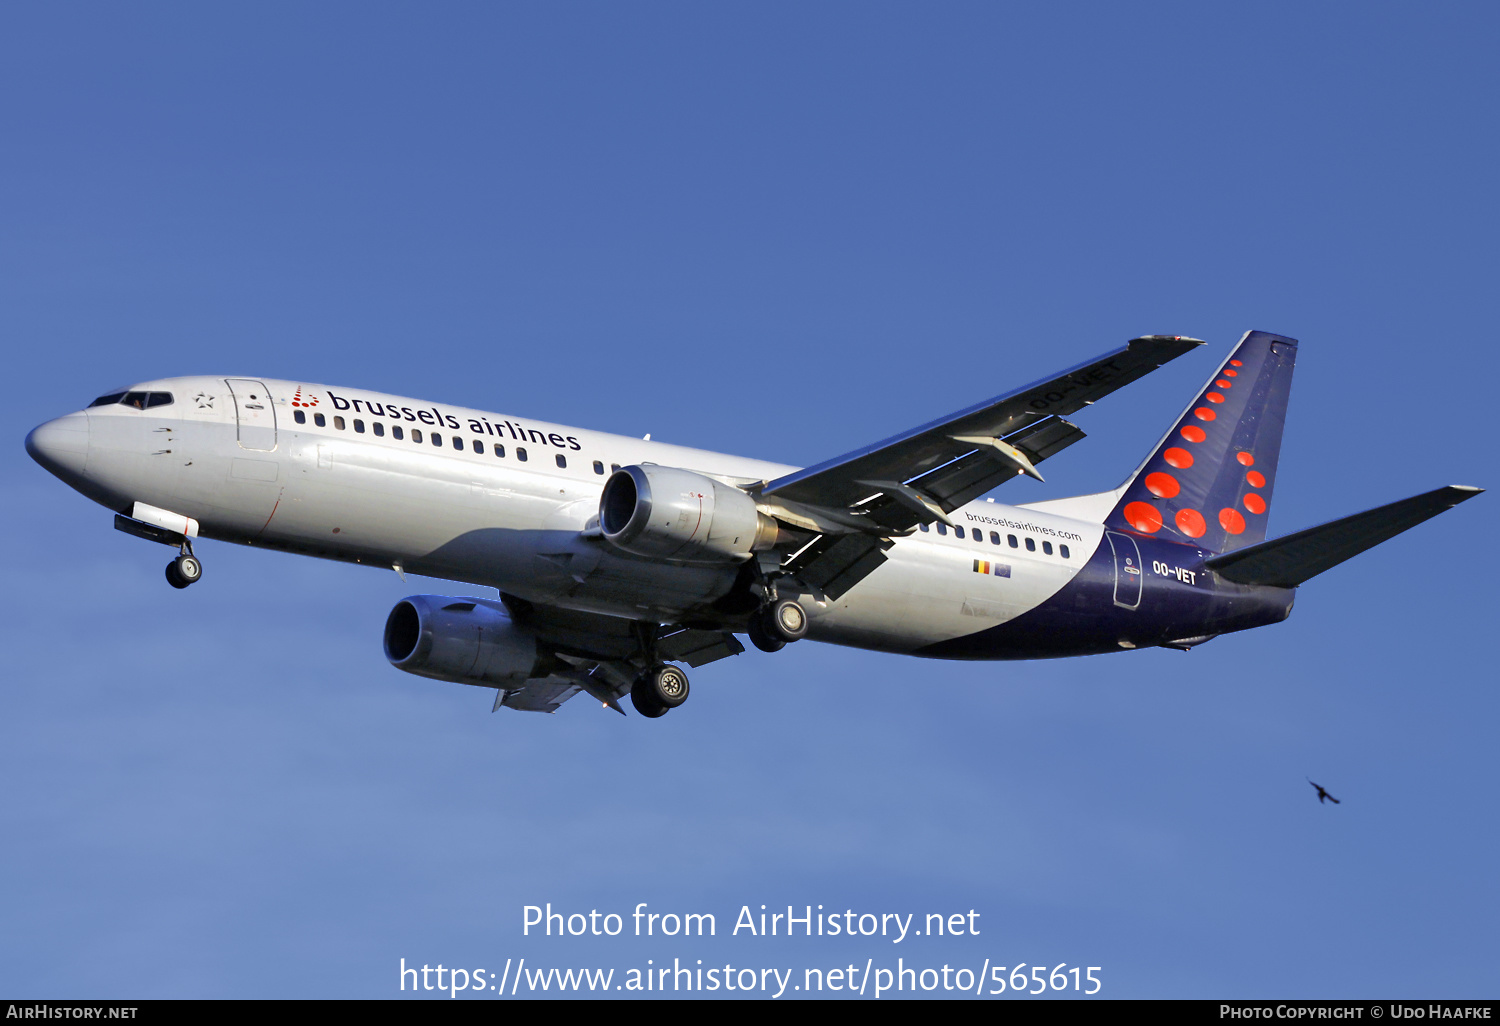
165;554;202;590
630;677;669;718
175;554;202;584
649;663;690;708
747;615;785;653
630;663;689;717
766;598;808;643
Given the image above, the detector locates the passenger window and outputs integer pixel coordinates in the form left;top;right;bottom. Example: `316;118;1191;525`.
919;523;929;532
89;393;126;407
1025;538;1036;551
354;419;365;433
123;392;148;409
954;526;965;539
432;433;443;446
611;463;620;473
373;422;384;437
314;413;326;427
392;426;403;440
146;392;173;408
990;531;1000;545
517;448;528;462
451;436;462;450
1060;544;1070;559
1008;534;1018;548
334;416;346;430
493;443;505;457
556;454;567;468
593;460;604;475
294;410;306;424
1043;541;1053;555
936;524;947;536
412;429;422;443
472;439;482;453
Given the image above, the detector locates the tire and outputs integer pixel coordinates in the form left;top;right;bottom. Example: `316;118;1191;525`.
165;562;190;589
747;615;786;653
766;599;808;642
174;554;203;584
650;664;690;708
630;676;669;718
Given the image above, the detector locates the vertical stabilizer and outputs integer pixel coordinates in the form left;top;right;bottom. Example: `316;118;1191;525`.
1103;330;1297;553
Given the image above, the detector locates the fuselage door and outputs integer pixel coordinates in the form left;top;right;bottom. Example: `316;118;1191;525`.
1106;531;1143;610
225;379;277;451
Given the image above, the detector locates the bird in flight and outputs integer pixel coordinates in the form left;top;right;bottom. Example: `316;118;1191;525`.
1308;779;1340;805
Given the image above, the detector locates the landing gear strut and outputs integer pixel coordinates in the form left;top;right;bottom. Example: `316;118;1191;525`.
630;663;690;718
165;544;202;590
749;598;808;652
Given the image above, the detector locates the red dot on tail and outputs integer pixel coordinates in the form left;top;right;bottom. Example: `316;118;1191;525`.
1163;447;1194;468
1237;452;1254;466
1230;359;1243;366
1215;380;1232;389
1145;472;1180;498
1176;509;1206;538
1124;502;1163;533
1180;426;1207;443
1223;369;1238;377
1219;508;1246;534
1244;494;1267;515
1193;408;1216;421
1206;391;1225;403
1247;471;1266;488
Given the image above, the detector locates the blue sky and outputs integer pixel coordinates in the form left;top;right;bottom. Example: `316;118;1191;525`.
3;2;1495;999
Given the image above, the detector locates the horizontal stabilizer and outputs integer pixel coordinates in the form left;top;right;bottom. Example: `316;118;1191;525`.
1204;485;1482;587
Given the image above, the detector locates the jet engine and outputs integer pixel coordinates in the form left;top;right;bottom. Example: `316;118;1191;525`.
599;464;783;562
383;594;549;687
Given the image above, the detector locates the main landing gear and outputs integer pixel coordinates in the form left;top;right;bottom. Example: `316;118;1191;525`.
747;598;808;653
630;663;690;718
164;545;202;590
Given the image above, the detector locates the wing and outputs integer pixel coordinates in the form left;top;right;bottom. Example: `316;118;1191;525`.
760;335;1205;596
499;677;586;713
764;335;1203;523
492;597;743;714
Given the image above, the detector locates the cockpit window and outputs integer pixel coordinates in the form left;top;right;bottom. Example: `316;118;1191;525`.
107;391;173;410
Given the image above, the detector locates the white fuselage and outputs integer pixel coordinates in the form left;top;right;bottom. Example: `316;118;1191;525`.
37;376;1106;654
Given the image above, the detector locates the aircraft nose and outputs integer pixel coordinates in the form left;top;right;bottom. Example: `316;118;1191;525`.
25;412;91;481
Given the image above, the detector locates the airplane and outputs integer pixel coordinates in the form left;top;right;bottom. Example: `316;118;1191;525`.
24;330;1482;719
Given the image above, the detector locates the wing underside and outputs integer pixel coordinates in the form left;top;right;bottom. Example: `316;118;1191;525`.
495;597;744;713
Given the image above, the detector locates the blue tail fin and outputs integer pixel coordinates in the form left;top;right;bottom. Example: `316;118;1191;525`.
1104;330;1297;553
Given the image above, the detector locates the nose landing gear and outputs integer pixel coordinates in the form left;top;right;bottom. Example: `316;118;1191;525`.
165;547;202;589
630;663;690;718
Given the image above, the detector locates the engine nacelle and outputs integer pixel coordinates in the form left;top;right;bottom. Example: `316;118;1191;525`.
599;464;781;562
383;594;547;687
